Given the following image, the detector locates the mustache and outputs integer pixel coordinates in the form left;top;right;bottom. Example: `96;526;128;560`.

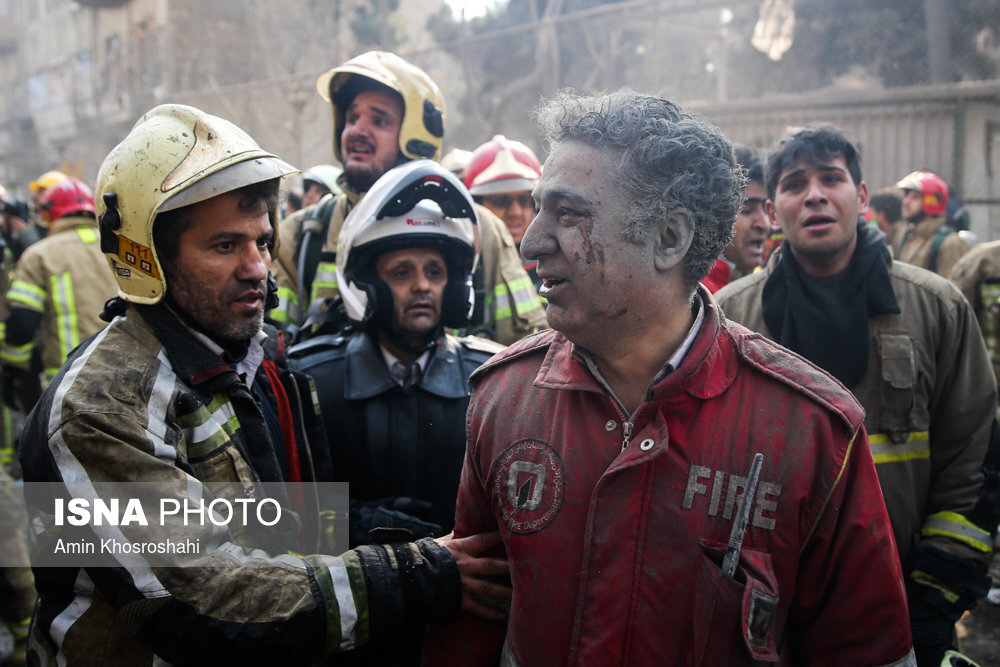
347;138;375;152
403;295;438;310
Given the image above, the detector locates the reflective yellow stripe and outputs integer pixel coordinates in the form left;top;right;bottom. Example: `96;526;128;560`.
911;569;961;604
507;275;543;315
7;280;46;311
1;404;13;459
51;272;80;364
75;225;98;244
0;339;33;365
271;286;299;325
869;431;930;463
311;262;339;298
922;511;992;553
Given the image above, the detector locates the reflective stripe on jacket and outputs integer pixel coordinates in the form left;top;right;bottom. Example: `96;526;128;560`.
717;249;997;577
1;216;117;378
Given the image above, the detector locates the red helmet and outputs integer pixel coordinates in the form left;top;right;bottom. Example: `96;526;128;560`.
463;135;541;197
38;177;95;226
895;171;948;217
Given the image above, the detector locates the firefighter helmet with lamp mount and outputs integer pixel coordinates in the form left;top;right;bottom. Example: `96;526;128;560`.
95;104;297;305
316;51;446;163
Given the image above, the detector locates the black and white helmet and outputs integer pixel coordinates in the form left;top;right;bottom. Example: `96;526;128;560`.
336;159;479;329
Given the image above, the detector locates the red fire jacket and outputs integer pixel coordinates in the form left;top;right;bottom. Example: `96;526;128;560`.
424;292;913;666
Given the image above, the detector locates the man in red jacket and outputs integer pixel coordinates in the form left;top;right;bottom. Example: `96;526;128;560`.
423;89;915;665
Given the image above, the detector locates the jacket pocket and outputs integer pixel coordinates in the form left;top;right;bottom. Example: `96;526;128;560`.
876;333;920;436
693;539;780;665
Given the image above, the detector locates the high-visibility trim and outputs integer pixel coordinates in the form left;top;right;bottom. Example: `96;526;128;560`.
922;511;993;553
6;280;46;312
911;569;961;604
176;394;241;460
271;286;299;325
311;262;339;297
491;284;512;323
51;272;80;365
75;225;99;244
0;339;33;365
305;552;368;652
507;275;543;315
308;378;321;416
868;431;930;463
1;405;13;460
489;277;543;325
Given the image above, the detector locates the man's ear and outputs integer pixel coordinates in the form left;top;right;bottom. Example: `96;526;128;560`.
653;209;694;273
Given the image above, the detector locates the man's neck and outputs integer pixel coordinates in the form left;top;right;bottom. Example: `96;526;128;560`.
584;293;698;415
374;329;438;364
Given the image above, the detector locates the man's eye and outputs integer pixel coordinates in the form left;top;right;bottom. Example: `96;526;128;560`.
559;207;585;221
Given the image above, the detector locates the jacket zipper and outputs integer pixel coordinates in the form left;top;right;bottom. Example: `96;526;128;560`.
622;421;633;451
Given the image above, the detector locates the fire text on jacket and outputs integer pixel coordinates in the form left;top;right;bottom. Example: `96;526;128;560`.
682;464;782;530
494;439;564;534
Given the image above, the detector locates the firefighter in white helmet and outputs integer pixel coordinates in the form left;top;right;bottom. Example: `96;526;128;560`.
288;159;506;664
300;163;343;208
270;51;545;345
18;104;509;665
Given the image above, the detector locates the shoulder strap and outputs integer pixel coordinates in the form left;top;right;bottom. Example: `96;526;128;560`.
927;225;955;273
296;195;338;312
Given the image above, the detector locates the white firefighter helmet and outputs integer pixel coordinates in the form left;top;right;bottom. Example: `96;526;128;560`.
301;164;343;196
95;104;297;304
336;159;479;329
316;51;446;163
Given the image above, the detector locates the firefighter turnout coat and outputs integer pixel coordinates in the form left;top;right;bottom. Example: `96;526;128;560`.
18;304;459;665
423;289;914;666
717;248;996;618
1;214;117;381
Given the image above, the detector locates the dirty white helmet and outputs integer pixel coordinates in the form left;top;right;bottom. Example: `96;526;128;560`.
337;159;478;329
301;164;343;196
96;104;297;304
316;51;446;163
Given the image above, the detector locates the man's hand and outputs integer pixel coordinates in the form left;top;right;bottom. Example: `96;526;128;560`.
437;531;511;621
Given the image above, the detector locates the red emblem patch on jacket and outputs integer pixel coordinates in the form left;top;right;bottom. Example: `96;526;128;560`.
494;439;564;534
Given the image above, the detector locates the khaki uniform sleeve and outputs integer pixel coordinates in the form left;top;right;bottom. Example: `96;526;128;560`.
475;206;546;346
270;209;306;327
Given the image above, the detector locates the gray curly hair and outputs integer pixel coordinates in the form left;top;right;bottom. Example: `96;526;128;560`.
534;88;745;289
